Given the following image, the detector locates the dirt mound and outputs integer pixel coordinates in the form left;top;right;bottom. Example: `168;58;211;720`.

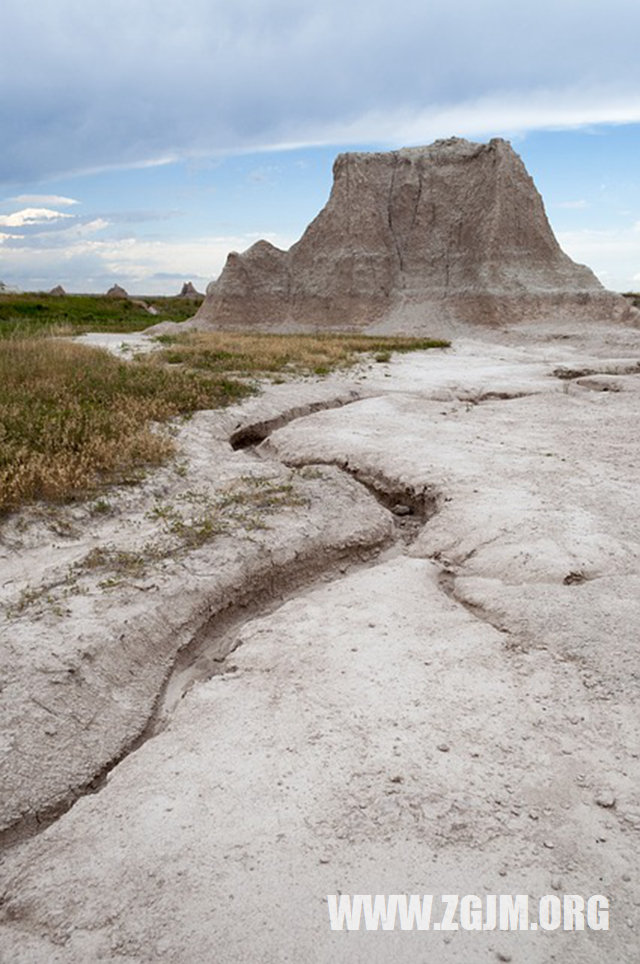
190;138;636;334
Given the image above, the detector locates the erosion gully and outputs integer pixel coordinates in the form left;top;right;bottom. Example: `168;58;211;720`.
0;394;444;853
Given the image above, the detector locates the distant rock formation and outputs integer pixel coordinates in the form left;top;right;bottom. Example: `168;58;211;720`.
178;281;202;299
188;138;635;334
106;284;128;299
49;285;66;296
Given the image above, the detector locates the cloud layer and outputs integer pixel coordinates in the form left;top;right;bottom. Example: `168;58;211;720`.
3;0;640;183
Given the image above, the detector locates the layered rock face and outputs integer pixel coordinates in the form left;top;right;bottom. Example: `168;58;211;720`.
192;138;634;332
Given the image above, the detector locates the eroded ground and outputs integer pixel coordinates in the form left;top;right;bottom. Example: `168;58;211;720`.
1;324;639;962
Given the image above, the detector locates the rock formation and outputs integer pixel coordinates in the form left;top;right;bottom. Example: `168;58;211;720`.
178;281;202;299
106;284;128;299
188;138;635;334
49;285;66;296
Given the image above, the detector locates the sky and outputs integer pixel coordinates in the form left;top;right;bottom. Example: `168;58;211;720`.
1;0;640;295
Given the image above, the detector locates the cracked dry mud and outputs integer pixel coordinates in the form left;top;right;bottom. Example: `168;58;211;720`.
1;324;640;962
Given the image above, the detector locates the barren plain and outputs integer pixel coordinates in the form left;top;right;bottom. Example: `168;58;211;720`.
1;319;639;962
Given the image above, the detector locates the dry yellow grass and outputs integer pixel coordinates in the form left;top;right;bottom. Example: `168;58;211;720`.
0;338;251;513
0;330;448;513
154;330;449;376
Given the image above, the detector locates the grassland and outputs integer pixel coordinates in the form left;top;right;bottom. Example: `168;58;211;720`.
0;294;449;514
0;291;203;338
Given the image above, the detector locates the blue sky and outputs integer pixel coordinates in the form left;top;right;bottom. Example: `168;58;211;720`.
1;0;640;294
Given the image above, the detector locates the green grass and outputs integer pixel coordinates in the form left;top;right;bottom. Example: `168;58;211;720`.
0;292;202;338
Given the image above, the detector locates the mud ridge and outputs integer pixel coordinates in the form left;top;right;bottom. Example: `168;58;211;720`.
151;461;444;730
0;537;393;855
437;568;516;640
552;360;640;380
229;390;366;449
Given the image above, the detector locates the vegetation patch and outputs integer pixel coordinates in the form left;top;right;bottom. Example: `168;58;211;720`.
0;292;203;338
0;338;252;513
152;330;449;377
0;317;448;514
622;291;640;310
4;475;310;616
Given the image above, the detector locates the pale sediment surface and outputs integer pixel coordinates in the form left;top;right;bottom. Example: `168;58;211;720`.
1;324;640;962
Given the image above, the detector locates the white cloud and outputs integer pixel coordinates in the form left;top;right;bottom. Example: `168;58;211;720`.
0;207;74;228
308;86;640;150
7;194;80;207
0;231;295;295
558;227;640;292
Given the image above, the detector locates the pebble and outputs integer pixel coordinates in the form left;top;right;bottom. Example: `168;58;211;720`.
622;873;632;882
496;953;512;962
594;789;616;809
392;504;413;516
437;743;450;753
543;840;555;849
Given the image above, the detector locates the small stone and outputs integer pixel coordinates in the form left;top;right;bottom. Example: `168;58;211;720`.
437;743;450;753
622;873;632;882
543;840;555;849
528;811;539;820
550;879;563;891
389;775;404;784
392;504;413;516
319;858;330;864
594;789;616;809
496;953;512;962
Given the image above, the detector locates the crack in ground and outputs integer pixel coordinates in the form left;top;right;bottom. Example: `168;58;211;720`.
229;391;367;449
